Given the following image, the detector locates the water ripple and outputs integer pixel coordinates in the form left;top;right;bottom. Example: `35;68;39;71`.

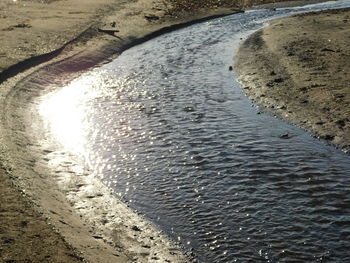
38;1;350;262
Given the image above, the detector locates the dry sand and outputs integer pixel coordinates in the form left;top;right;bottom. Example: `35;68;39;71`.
1;0;346;263
235;7;350;153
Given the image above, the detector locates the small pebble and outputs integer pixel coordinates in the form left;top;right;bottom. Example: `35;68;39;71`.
279;133;290;139
132;225;142;232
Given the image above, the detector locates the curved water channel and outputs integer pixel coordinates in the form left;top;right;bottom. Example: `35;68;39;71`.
34;1;350;262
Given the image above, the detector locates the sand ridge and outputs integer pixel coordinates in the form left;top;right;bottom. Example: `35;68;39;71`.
235;7;350;153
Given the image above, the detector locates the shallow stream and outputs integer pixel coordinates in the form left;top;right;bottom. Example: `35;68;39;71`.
36;1;350;262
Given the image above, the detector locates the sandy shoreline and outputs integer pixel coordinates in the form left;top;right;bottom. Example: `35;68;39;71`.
235;7;350;153
1;0;347;262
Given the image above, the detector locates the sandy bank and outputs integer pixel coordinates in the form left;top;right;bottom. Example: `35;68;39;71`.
235;7;350;153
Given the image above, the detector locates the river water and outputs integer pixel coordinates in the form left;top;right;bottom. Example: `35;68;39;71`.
38;1;350;262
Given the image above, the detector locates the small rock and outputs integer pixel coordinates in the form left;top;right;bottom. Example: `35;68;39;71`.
132;226;142;232
14;23;31;28
184;106;194;112
279;133;290;139
334;94;345;99
20;221;28;227
321;48;335;52
321;134;335;141
59;220;68;225
2;237;14;244
266;81;274;87
97;28;119;36
229;66;233;71
336;119;346;128
273;78;284;83
145;14;159;21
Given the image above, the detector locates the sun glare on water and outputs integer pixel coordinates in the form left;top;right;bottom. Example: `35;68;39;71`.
39;78;97;156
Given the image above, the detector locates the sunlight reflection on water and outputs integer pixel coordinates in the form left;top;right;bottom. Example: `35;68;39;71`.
39;78;93;155
36;1;350;262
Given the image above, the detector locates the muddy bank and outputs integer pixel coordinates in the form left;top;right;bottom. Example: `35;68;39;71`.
235;8;350;153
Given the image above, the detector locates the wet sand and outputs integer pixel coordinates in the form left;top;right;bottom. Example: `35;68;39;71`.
0;170;86;263
0;0;342;262
235;7;350;153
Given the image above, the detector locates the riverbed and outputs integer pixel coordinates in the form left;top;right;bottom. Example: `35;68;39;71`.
8;1;350;262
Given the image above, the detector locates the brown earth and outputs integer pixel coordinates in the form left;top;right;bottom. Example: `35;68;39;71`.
0;171;85;263
167;0;298;14
0;0;340;263
235;8;350;153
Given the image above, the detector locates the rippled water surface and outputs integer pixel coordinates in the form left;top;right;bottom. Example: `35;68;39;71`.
39;1;350;262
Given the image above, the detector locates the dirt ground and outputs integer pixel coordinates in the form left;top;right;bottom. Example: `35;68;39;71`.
235;8;350;153
0;171;85;263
